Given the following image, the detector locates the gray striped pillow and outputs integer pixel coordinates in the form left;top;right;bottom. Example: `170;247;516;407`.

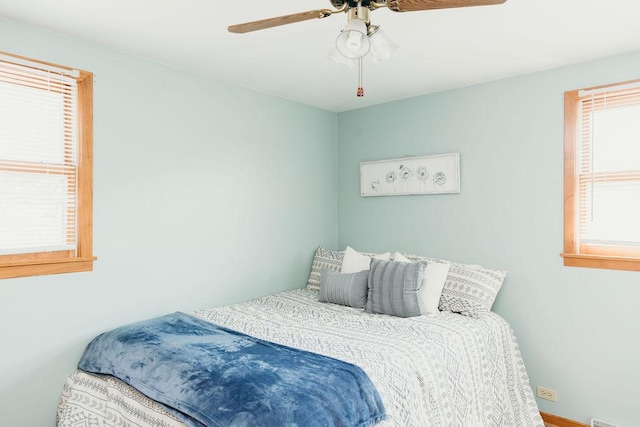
366;259;426;318
319;268;369;308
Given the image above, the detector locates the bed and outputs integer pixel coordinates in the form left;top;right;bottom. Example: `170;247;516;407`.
57;248;544;427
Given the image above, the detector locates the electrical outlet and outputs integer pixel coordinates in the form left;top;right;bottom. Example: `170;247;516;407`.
536;385;557;402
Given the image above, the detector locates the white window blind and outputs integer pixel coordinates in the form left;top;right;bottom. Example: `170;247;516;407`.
577;85;640;248
0;56;79;256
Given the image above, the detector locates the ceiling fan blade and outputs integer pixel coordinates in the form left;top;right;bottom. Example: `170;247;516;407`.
228;10;334;34
388;0;506;12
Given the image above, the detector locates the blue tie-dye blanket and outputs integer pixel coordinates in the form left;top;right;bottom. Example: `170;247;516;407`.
78;312;386;427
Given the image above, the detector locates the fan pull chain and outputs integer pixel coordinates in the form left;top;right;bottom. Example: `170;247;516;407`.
357;57;364;97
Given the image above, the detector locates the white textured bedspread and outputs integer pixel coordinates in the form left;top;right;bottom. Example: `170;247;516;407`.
58;289;543;427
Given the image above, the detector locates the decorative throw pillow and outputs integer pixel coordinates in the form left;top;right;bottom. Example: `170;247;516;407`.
391;252;450;314
437;263;507;318
391;252;411;263
395;252;436;264
397;252;506;318
341;246;391;274
319;268;369;308
365;259;426;318
306;246;344;292
421;262;451;314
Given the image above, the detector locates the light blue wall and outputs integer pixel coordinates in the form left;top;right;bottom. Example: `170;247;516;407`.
337;52;640;426
2;14;639;427
0;17;337;426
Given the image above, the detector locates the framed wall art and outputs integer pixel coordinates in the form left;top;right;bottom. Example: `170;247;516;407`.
360;153;460;197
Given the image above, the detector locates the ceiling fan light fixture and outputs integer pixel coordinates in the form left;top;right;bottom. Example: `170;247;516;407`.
335;18;370;59
368;26;398;64
329;48;356;68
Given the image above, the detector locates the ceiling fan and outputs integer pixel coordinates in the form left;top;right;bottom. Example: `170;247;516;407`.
228;0;508;97
228;0;507;34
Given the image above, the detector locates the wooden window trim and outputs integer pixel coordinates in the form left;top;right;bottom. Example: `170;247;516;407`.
562;80;640;272
562;253;640;272
0;52;96;280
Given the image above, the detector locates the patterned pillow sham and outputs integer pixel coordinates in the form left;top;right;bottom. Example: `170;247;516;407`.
438;264;506;318
398;252;506;318
365;259;426;318
319;268;369;308
306;246;344;292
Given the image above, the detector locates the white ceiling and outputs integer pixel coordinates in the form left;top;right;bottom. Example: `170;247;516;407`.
1;0;640;112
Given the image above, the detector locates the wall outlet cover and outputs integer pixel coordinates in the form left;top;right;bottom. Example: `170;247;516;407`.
536;385;558;402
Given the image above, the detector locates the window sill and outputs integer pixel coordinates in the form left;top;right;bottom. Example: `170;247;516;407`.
561;253;640;272
0;257;97;280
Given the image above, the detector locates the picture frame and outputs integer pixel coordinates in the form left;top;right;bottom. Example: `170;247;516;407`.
360;153;460;197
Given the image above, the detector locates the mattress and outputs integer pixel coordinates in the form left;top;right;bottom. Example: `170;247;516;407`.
58;289;544;426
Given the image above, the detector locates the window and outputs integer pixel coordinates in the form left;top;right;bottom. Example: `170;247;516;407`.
563;80;640;271
0;52;94;279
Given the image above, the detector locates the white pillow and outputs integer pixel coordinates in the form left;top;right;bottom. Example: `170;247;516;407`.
421;262;450;314
391;252;450;314
341;246;391;274
392;252;411;263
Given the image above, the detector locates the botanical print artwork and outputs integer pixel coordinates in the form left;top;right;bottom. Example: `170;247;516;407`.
360;153;460;196
432;171;447;186
416;166;429;182
399;165;412;181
